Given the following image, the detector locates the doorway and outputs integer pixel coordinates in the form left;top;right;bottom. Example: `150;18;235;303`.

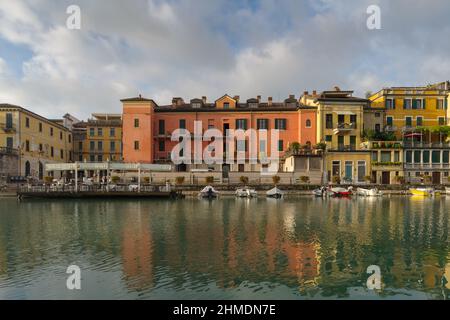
381;171;390;184
432;172;441;184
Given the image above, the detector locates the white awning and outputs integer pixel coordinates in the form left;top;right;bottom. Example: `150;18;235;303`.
333;111;356;115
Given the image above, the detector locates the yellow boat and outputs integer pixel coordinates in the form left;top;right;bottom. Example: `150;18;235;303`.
409;188;440;196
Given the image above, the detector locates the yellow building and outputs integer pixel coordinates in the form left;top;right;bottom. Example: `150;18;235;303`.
0;104;73;179
73;113;122;163
301;88;371;183
368;81;449;138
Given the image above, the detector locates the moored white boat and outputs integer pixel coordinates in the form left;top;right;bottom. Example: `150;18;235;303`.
445;187;450;194
235;187;258;198
356;187;382;197
199;185;219;198
266;187;284;198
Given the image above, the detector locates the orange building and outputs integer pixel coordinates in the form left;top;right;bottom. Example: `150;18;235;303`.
122;94;317;172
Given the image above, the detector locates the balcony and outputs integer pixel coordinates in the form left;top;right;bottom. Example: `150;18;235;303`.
0;147;18;156
333;123;356;135
384;125;397;132
368;141;403;149
403;141;450;149
155;131;172;138
0;123;16;133
372;161;402;167
404;163;450;170
330;144;357;152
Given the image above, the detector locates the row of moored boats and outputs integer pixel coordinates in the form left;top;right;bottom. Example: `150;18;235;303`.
199;186;284;199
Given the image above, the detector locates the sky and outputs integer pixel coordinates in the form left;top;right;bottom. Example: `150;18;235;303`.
0;0;450;119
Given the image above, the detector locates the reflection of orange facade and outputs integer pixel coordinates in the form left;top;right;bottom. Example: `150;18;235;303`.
122;214;154;290
122;95;317;167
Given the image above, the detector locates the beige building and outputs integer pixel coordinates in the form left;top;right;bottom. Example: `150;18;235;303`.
0;104;73;179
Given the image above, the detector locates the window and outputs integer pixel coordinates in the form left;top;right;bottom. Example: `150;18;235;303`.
208;119;214;129
414;151;421;163
79;154;83;161
90;141;95;151
404;99;412;109
6;137;13;149
134;141;140;150
223;102;230;109
5;113;13;128
375;112;380;118
257;119;269;130
25;117;30;128
60;150;64;159
394;151;400;162
325;114;333;129
134;118;139;128
60;131;63;140
51;147;54;157
68;134;71;143
350;136;356;149
275;118;287;130
405;117;412;127
305;119;312;128
386;99;394;109
192;103;201;109
179;119;186;129
349;114;356;128
110;128;115;137
443;151;449;163
98;141;103;151
332;161;340;176
386;116;393;126
25;140;30;152
405;150;412;163
248;103;258;108
78;141;83;150
90;154;95;162
39;123;42;132
259;140;266;153
159;140;165;152
237;139;246;152
416;116;423;126
50;127;54;136
372;151;378;161
439;117;445;125
158;120;165;135
325;135;332;142
235;119;248;130
338;136;344;149
89;128;95;136
278;140;284;151
98;155;103;162
432;150;441;163
423;150;430;163
437;99;444;110
375;123;381;132
238;164;244;172
110;141;115;152
413;99;422;109
98;128;103;137
338;114;345;125
381;151;391;162
39;144;43;152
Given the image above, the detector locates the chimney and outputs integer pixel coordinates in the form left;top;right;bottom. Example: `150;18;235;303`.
313;90;317;96
289;94;295;99
172;97;184;107
303;91;308;96
138;94;142;99
202;96;207;104
268;97;273;106
233;95;240;102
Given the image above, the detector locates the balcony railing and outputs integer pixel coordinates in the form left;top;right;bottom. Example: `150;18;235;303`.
384;125;397;132
403;141;450;148
0;123;16;133
0;147;18;155
333;123;356;135
330;144;357;152
404;163;450;169
369;141;403;149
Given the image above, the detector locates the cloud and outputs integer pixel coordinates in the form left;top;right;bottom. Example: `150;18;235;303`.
0;0;449;119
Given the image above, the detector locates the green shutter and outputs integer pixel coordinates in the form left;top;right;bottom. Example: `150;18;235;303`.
422;99;426;109
412;99;417;109
403;99;406;109
392;99;396;109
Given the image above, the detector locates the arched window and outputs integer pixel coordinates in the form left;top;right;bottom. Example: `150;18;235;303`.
306;119;312;128
25;161;31;177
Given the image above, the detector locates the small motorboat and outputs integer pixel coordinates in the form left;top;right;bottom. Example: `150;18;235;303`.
312;186;327;197
410;187;440;197
235;186;258;198
356;187;382;197
329;186;353;197
199;185;219;199
266;187;284;198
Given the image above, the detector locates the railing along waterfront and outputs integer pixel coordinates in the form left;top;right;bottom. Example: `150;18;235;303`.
18;184;172;193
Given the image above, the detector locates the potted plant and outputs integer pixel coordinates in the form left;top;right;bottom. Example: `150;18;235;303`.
332;176;341;184
364;175;372;183
300;176;310;184
272;175;281;185
175;176;185;185
239;176;249;185
205;176;214;184
143;177;150;184
394;175;405;184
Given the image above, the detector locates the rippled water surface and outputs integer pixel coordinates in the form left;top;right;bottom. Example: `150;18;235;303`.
1;196;450;299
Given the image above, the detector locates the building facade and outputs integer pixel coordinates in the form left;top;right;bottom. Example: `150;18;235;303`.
0;104;72;179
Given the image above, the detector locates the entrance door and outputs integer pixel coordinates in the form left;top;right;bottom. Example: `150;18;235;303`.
222;164;230;178
432;172;441;184
344;161;353;182
357;161;366;182
38;162;44;180
381;171;390;184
